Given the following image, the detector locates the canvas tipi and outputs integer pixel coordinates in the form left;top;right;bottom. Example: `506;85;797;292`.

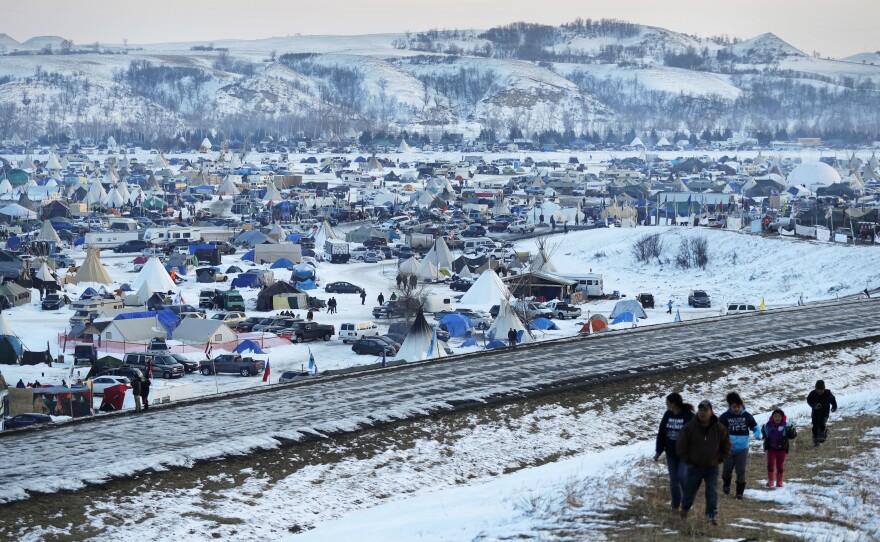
487;299;533;344
396;309;446;362
459;269;510;306
76;248;113;285
130;257;176;292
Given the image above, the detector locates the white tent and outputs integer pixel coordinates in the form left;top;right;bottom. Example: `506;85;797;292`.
86;180;107;205
35;262;58;284
102;187;125;208
45;154;62;171
35;220;61;243
398;256;420;275
396;310;446;362
398;139;411;153
609;299;647;319
458;264;473;280
416;260;440;281
0;204;36;219
0;179;12;194
262;181;282;202
201;137;212;150
530;243;557;273
423;237;454;271
135;282;156;304
219;175;240;196
312;219;338;247
487;299;532;344
173;319;236;344
630;136;645;148
130;257;176;293
116;182;131;203
459;269;510;306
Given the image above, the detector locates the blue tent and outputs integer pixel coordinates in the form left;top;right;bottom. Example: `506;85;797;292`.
528;317;560;330
285;232;302;243
296;278;317;290
354;156;367;163
6;237;20;251
74;237;85;246
611;311;635;325
231;272;263;289
80;287;98;298
270;258;295;269
291;263;314;279
486;340;508;349
233;339;265;354
460;338;478;347
440;313;473;338
240;249;255;262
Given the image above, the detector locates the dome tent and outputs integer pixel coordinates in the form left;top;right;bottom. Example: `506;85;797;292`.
787;161;841;188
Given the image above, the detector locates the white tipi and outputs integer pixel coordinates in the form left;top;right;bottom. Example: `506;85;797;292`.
459;269;510;306
396;310;446;362
130;257;176;292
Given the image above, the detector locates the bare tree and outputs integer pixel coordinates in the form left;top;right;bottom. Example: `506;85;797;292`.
392;272;429;328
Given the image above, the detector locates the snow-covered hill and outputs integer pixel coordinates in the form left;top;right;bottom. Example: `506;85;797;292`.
0;21;876;140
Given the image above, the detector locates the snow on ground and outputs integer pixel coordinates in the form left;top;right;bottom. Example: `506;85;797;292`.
3;223;880;408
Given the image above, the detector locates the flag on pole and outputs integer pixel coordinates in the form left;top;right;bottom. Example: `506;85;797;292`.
308;349;314;369
263;358;271;383
68;358;75;381
381;349;387;368
760;299;766;311
205;343;212;359
674;309;681;322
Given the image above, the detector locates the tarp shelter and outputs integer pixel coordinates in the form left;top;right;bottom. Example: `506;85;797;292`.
294;279;316;291
528;317;559;330
231;272;265;289
86;355;123;379
0;203;37;220
226;265;243;274
0;281;30;306
609;299;647;319
31;385;92;418
270;258;295;269
257;281;304;311
397;309;446;362
197;268;219;283
439;313;473;338
291;263;315;279
99;383;135;412
611;311;635;325
485;340;508;349
240;249;255;262
190;245;221;266
233;339;265;354
0;313;23;364
75;248;113;285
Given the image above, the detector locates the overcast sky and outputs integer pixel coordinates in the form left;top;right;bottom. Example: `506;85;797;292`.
5;0;878;58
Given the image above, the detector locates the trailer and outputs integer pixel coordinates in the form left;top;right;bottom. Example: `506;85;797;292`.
324;238;350;263
84;231;140;249
405;233;434;250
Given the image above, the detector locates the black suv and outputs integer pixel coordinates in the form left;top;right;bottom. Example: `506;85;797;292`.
41;293;68;310
688;290;711;308
351;338;396;356
636;293;655;309
113;240;148;253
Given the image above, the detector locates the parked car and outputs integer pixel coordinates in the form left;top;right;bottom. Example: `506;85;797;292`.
91;375;131;395
543;301;582;320
636;293;655;309
100;366;144;382
351;337;396;356
73;344;98;366
449;278;474;292
726;303;758;314
688;290;712;308
284;321;335;343
253;317;283;332
203;354;265;376
168;353;200;374
374;335;401;353
41;293;68;310
3;413;52;429
372;301;406;319
513;301;554;320
122;353;185;379
362;251;380;264
508;220;535;234
235;316;265;333
48;254;75;268
162;304;206;317
488;221;510;233
214;241;237;255
211;312;247;327
113;240;148;253
325;281;364;294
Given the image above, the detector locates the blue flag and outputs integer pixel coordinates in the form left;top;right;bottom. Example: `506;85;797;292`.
381;349;387;368
308;349;314;369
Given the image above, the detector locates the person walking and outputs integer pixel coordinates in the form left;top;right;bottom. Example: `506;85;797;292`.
762;408;797;487
718;392;761;499
676;400;731;524
377;292;385;305
667;299;673;314
306;309;313;321
332;297;338;314
654;392;695;511
807;380;837;446
563;222;568;234
131;375;143;413
507;328;517;348
360;290;367;305
140;376;151;411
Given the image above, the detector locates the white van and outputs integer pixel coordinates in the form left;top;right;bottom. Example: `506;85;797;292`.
339;322;378;343
462;237;496;253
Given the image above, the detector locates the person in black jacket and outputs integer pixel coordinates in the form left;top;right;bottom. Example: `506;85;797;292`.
131;376;142;412
807;380;837;446
654;392;695;510
140;377;151;411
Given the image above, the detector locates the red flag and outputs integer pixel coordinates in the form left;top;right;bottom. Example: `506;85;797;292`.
262;359;271;383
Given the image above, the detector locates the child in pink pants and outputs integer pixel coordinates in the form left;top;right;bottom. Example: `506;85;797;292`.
762;409;797;487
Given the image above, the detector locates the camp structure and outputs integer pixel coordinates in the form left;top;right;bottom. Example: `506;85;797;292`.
253;243;302;265
74;248;113;285
0;313;23;364
0;281;31;307
486;299;533;344
173;319;236;344
396;309;446;362
130;257;176;293
100;315;168;344
609;299;647;320
257;281;309;311
422;237;454;271
35;220;61;243
459;269;510;305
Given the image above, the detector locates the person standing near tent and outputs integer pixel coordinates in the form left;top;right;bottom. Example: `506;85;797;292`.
718;392;761;500
360;290;366;305
807;380;837;446
654;392;695;511
676;400;731;524
140;376;151;411
131;374;142;413
507;328;517;348
377;292;385;305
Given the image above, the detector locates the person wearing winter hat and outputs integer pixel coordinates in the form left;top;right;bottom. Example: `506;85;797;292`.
807;380;837;446
677;399;731;524
718;392;761;499
654;392;696;511
761;408;797;488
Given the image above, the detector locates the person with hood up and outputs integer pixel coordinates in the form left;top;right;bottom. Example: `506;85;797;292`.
718;392;761;499
654;392;695;510
807;380;837;446
676;399;731;524
762;408;797;488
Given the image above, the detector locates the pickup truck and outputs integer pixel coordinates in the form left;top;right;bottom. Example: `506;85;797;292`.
372;301;406;319
283;321;335;343
202;355;265;377
508;221;535;234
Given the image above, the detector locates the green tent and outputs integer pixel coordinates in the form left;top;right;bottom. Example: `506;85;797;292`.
141;196;167;210
6;169;29;186
85;355;123;379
